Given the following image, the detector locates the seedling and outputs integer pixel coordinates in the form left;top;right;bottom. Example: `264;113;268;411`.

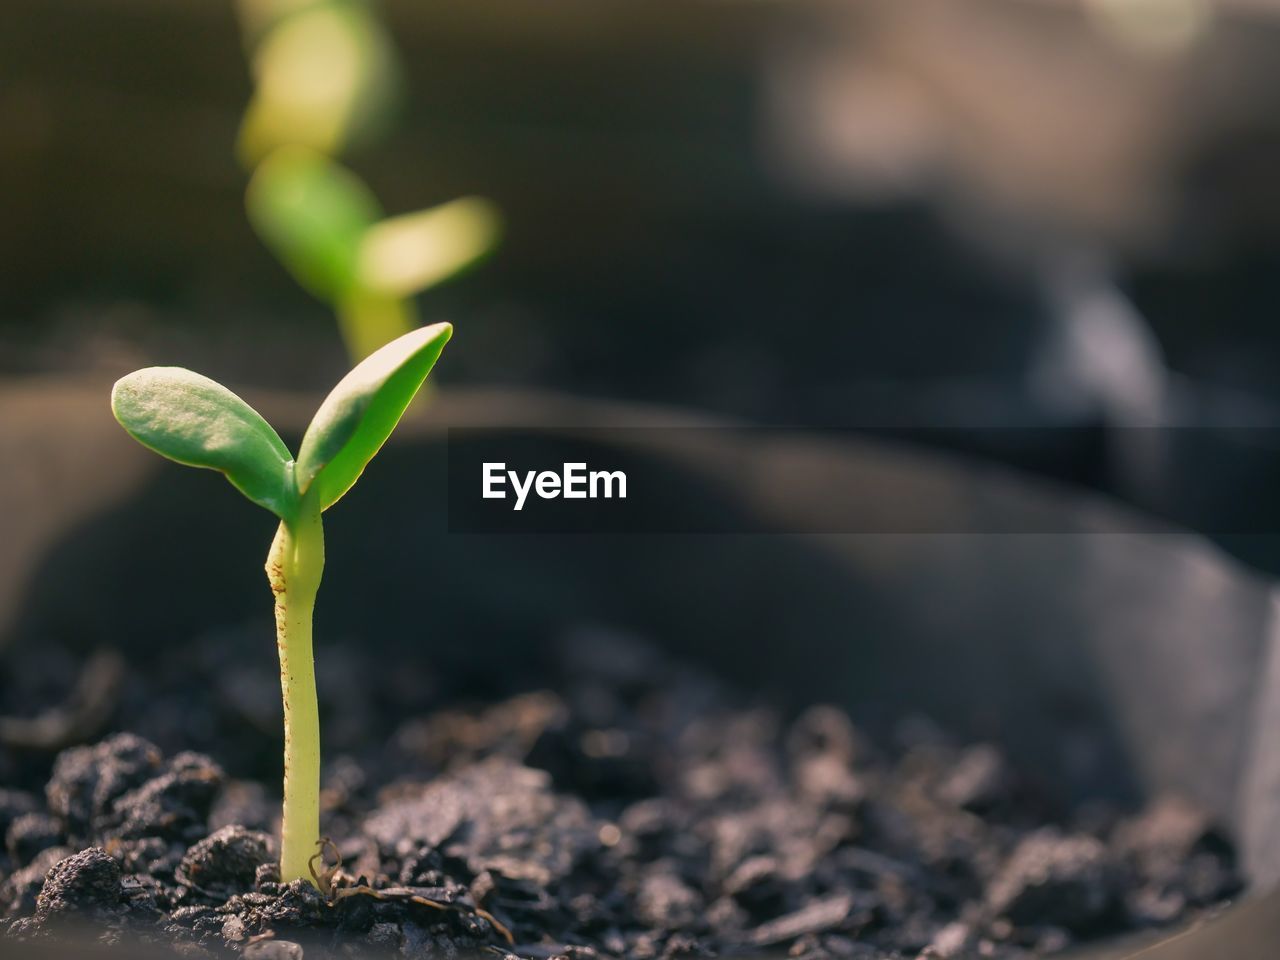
110;323;451;886
235;0;499;361
247;146;498;361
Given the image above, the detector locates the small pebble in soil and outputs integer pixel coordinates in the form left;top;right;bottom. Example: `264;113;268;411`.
45;733;164;838
984;829;1117;933
176;825;274;900
0;846;71;918
104;751;225;842
35;847;123;919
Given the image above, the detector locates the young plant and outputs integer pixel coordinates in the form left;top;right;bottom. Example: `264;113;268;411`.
110;323;452;886
247;146;497;361
235;0;499;362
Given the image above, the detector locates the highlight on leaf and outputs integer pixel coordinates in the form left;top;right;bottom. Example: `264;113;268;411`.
110;367;296;519
357;197;502;299
295;321;453;510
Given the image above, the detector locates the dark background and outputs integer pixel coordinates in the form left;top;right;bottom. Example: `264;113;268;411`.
5;0;1280;568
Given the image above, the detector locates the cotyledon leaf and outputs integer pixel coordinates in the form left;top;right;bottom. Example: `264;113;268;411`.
357;196;501;299
111;367;298;519
246;145;381;303
295;322;452;510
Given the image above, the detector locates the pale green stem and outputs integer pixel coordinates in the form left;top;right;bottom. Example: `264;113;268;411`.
337;289;415;362
265;490;325;886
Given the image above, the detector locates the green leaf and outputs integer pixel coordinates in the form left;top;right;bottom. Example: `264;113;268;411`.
246;146;381;303
236;1;401;164
295;322;451;510
111;368;297;519
356;196;501;299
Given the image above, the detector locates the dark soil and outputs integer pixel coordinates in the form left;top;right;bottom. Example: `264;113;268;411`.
0;629;1241;959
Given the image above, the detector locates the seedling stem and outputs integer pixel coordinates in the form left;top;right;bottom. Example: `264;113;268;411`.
266;487;325;884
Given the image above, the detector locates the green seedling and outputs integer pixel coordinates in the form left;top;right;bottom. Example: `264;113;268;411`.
110;323;452;886
235;0;500;362
247;146;498;361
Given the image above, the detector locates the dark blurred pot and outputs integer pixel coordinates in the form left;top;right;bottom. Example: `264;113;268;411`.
2;376;1280;957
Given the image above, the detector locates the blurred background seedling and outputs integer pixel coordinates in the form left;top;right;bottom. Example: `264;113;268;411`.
235;0;500;361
